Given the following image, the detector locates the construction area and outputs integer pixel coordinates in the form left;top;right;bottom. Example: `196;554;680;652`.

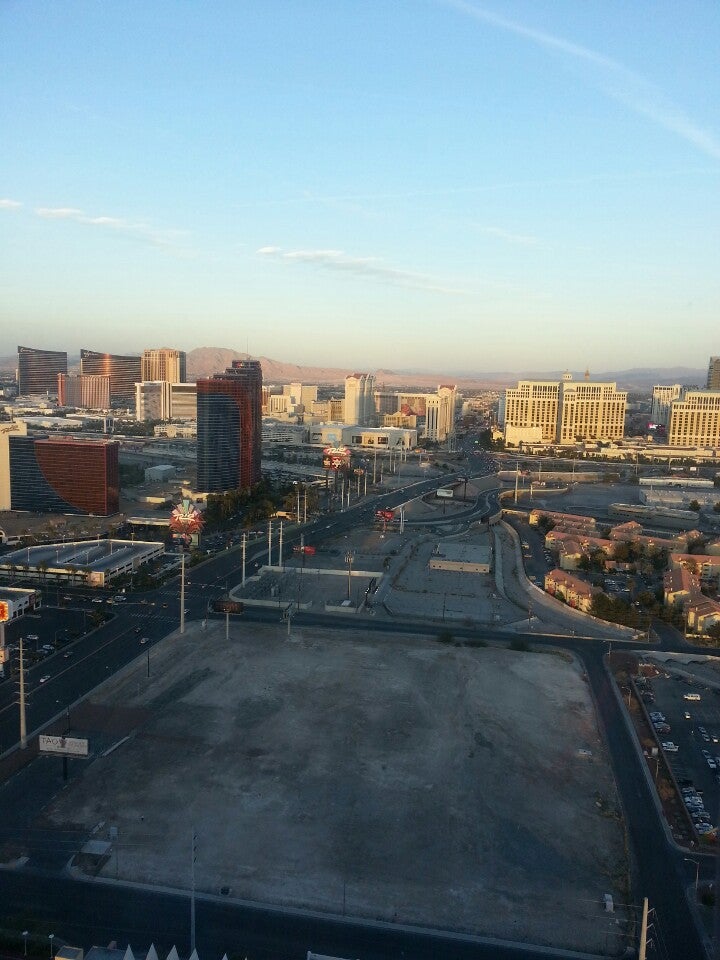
44;619;629;954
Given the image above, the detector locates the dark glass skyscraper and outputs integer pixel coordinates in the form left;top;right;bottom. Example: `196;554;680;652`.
196;360;262;492
80;349;141;405
17;346;67;396
9;435;119;515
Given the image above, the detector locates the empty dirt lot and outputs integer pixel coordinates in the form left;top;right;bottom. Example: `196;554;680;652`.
47;622;627;953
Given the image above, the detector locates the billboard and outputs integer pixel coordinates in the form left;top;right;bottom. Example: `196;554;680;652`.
436;488;454;499
39;735;89;757
322;446;351;471
212;599;245;614
0;601;9;623
375;509;394;522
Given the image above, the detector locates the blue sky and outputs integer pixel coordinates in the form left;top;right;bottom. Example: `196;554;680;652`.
2;1;719;373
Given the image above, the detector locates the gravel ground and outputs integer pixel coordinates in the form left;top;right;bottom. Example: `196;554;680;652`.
47;621;628;954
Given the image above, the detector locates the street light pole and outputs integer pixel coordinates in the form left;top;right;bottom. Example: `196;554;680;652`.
179;548;186;635
19;638;27;750
684;857;700;897
345;551;354;600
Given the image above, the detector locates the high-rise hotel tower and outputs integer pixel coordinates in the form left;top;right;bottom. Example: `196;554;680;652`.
17;346;67;396
196;360;262;492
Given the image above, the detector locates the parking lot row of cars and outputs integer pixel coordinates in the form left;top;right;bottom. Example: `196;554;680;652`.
681;786;716;836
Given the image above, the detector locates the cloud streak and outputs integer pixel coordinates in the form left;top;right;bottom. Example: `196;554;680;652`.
33;205;191;254
479;225;538;246
444;0;720;161
0;198;22;210
257;246;463;294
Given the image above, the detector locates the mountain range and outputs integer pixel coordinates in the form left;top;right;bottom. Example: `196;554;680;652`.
0;347;706;393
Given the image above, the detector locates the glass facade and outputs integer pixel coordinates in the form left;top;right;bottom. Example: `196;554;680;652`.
17;346;67;396
9;435;119;515
80;349;141;405
196;360;262;492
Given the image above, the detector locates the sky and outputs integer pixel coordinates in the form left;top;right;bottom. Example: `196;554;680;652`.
2;1;719;374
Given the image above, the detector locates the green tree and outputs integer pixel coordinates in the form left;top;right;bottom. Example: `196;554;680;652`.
689;499;701;512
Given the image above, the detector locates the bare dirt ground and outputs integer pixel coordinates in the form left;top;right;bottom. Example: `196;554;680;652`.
46;621;628;954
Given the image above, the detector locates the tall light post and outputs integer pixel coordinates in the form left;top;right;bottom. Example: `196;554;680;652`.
169;499;204;636
22;931;28;957
345;550;354;601
19;638;27;749
48;934;55;959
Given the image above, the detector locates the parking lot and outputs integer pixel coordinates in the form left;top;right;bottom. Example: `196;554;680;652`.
638;659;720;840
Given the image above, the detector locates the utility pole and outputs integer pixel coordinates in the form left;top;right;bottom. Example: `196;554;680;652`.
278;520;284;570
241;533;246;586
179;548;186;635
303;486;307;523
638;897;648;960
267;519;272;567
514;461;519;503
190;829;197;954
19;638;27;749
345;551;354;600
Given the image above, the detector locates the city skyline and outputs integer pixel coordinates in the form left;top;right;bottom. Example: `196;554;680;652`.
2;2;719;369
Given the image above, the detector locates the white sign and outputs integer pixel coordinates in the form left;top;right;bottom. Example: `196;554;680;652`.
436;487;454;499
39;735;89;757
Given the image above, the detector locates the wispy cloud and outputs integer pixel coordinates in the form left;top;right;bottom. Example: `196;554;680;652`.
479;225;538;246
34;205;192;254
257;246;463;294
444;0;720;161
0;198;22;210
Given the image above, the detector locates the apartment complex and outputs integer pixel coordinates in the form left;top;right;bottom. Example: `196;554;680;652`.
80;349;141;405
503;374;627;446
8;435;119;515
141;348;187;384
667;390;720;447
16;346;67;396
196;360;262;492
58;373;111;410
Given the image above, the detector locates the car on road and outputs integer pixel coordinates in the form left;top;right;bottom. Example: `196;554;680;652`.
661;741;679;752
684;711;692;720
39;675;50;683
26;634;39;642
140;637;149;644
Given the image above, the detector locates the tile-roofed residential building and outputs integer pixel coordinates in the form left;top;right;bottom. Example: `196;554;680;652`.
670;554;720;582
544;569;600;612
609;521;643;541
663;567;700;607
529;509;596;530
686;596;720;635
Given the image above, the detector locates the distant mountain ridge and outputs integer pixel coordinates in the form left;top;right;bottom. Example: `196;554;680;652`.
185;351;706;392
0;347;706;393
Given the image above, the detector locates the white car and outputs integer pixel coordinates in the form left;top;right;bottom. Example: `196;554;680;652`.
661;742;679;752
39;675;50;684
